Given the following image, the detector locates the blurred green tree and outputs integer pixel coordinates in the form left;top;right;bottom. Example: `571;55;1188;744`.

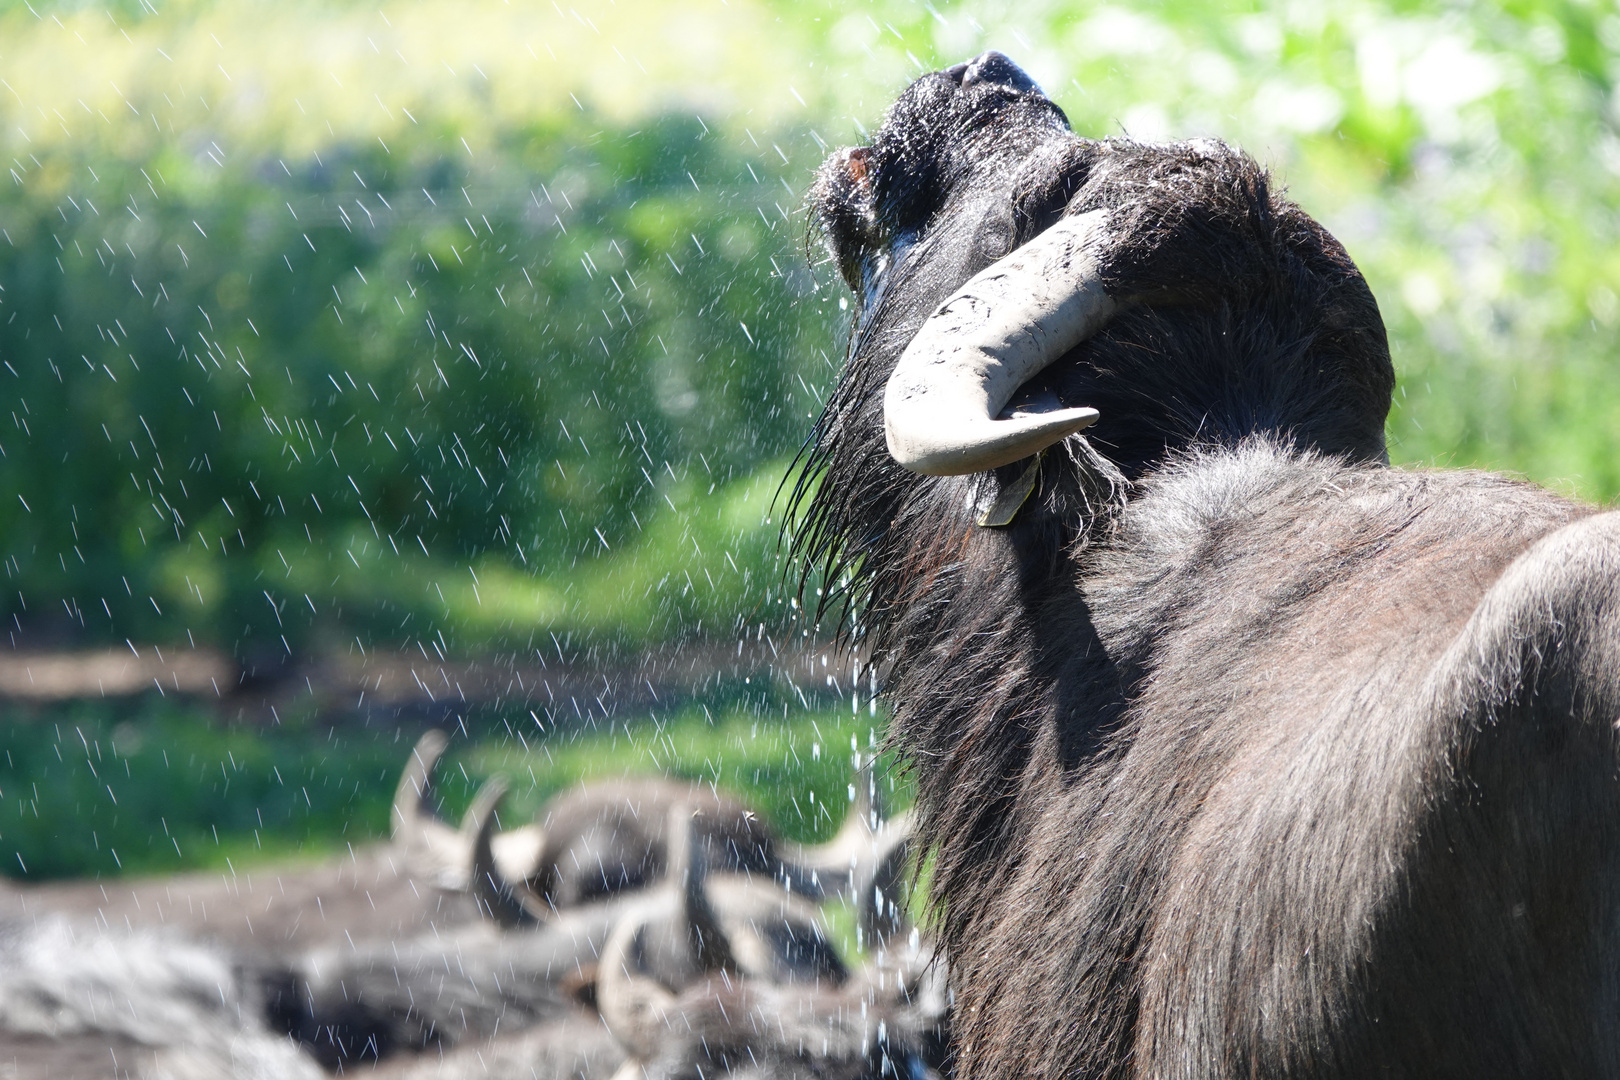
0;0;1616;662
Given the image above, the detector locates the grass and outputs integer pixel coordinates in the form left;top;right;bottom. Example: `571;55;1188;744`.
0;690;902;882
455;695;897;845
0;698;409;880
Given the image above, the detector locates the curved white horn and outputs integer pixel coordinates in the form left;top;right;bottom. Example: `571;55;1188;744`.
883;208;1114;475
669;803;734;974
597;913;680;1063
458;785;545;891
390;729;449;842
855;808;914;947
789;755;907;902
391;730;473;890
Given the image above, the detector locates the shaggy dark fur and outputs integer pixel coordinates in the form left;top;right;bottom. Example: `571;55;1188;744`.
796;52;1620;1079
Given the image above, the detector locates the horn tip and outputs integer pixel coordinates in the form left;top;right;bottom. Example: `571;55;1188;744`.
886;407;1100;476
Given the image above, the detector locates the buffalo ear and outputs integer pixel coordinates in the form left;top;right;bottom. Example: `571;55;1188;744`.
811;146;878;292
846;146;873;189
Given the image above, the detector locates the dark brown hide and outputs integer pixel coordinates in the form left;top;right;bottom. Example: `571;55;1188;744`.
797;52;1620;1079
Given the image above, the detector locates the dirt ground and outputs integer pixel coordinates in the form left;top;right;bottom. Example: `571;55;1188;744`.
0;639;849;728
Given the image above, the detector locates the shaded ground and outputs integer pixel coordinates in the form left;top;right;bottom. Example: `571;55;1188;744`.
0;638;854;728
0;847;622;1079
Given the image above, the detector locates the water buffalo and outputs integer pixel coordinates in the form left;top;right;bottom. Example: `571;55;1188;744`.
280;774;856;1068
393;731;911;922
0;916;321;1080
595;806;944;1080
796;50;1620;1079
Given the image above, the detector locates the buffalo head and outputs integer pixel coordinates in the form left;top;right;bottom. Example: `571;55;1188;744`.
798;51;1393;605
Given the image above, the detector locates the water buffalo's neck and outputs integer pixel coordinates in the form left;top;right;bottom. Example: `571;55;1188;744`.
1044;303;1392;485
875;442;1382;950
864;453;1128;947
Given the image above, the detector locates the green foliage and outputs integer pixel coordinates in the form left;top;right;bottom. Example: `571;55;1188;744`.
0;106;835;656
1;0;1618;659
807;0;1620;494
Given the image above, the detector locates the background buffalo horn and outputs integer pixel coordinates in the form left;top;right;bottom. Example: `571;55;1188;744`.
670;802;734;975
853;813;913;948
597;804;733;1064
789;754;909;901
390;730;471;891
883;208;1114;475
467;778;550;928
459;783;545;889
